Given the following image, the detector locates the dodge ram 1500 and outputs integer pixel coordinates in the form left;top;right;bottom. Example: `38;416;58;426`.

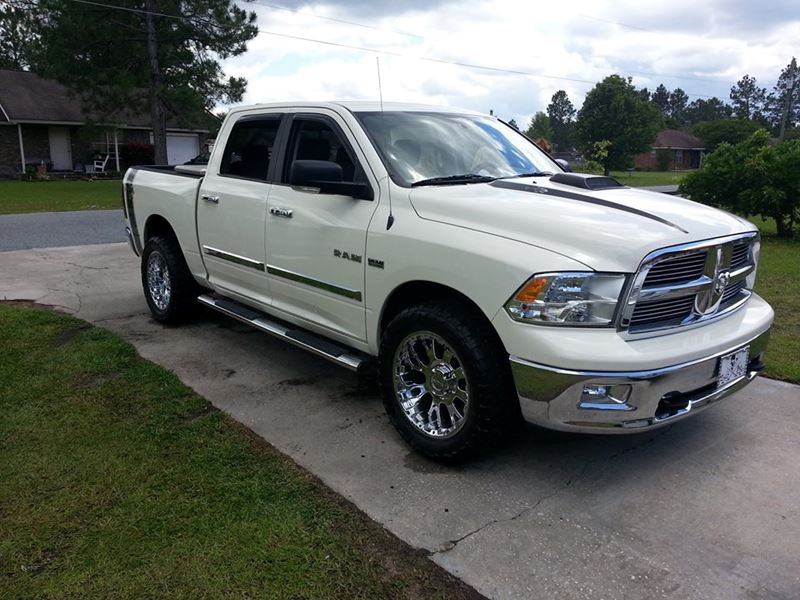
123;102;773;460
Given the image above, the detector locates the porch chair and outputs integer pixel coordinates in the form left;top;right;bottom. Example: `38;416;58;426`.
93;154;110;173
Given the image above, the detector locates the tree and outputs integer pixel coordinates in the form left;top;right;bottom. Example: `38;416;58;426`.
526;112;553;142
729;74;767;121
767;58;800;141
693;119;763;152
546;90;576;151
507;118;520;130
680;130;800;237
684;97;732;125
0;1;39;70
575;75;663;175
31;0;257;164
667;88;689;125
651;84;670;118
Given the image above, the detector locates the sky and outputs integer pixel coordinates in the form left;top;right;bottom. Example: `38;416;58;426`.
222;0;800;126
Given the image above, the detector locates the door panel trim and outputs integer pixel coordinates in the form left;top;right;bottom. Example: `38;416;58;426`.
202;245;265;271
266;264;362;301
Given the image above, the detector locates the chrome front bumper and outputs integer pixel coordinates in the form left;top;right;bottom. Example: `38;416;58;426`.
510;327;770;433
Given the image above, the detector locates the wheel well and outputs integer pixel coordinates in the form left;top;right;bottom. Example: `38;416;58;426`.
379;281;497;339
143;215;176;242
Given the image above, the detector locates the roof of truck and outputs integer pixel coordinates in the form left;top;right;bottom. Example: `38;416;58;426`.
227;101;485;116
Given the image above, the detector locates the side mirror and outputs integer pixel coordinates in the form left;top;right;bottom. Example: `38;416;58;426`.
290;159;373;200
555;158;572;172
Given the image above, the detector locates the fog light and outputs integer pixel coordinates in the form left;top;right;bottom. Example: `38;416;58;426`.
579;384;634;411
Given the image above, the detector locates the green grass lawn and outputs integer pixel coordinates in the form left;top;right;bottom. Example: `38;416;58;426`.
743;217;800;384
0;304;481;600
610;170;688;187
0;180;121;214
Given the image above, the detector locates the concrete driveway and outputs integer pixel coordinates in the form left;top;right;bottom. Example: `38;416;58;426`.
2;242;798;600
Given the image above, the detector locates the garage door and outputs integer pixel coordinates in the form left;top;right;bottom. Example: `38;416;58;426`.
167;134;200;165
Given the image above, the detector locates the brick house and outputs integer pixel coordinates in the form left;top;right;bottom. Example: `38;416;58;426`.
634;129;705;171
0;69;207;178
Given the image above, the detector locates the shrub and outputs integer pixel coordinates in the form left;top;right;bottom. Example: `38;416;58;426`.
121;142;155;167
655;148;672;171
680;130;800;237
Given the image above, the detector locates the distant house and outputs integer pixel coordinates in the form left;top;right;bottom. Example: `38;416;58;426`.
634;129;705;171
0;69;207;177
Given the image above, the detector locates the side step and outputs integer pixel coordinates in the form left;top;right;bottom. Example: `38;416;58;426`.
197;294;373;373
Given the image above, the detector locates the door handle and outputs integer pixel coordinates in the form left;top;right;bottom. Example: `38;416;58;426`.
201;194;219;204
270;207;293;218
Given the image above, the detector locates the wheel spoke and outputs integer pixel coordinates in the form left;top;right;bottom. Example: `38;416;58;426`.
393;331;470;439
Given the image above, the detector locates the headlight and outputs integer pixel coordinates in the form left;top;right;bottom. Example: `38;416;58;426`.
505;272;627;326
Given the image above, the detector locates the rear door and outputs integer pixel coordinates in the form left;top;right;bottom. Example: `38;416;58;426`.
266;110;380;342
197;111;285;306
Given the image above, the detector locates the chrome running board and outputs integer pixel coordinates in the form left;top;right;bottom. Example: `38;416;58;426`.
197;294;372;373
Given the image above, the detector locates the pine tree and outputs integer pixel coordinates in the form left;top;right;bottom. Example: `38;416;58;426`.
30;0;258;164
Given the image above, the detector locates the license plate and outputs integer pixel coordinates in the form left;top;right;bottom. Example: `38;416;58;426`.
717;346;750;388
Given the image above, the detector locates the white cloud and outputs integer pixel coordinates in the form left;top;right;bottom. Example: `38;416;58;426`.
223;0;800;123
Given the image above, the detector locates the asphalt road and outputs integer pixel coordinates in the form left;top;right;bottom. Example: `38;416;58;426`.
2;243;799;600
0;209;126;252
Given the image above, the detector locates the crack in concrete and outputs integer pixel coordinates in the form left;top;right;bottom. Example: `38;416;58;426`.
432;478;575;556
431;427;677;557
64;261;109;272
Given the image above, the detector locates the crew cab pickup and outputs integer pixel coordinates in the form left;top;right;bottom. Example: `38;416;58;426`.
123;102;773;460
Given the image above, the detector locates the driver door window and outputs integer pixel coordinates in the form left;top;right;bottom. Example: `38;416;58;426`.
282;118;365;185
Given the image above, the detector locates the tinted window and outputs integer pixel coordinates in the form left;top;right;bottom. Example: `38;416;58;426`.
284;118;363;184
219;117;282;181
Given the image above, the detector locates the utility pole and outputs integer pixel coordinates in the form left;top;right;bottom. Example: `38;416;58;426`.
145;0;168;164
778;73;796;142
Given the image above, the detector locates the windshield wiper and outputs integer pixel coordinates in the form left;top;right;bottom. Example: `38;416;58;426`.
497;171;553;179
411;174;497;187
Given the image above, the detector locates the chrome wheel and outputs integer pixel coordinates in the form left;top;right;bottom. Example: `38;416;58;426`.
392;331;470;439
146;251;171;312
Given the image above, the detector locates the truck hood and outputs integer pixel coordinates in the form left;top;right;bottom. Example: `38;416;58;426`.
407;177;755;272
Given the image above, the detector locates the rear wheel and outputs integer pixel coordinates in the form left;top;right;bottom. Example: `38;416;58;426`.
141;235;200;323
379;300;520;461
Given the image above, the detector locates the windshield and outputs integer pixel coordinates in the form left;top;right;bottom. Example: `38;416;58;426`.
355;111;560;187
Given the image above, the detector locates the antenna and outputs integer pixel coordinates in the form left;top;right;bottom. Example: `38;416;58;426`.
377;57;394;230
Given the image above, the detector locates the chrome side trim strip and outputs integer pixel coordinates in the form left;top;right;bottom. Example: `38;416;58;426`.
202;246;265;271
266;264;363;302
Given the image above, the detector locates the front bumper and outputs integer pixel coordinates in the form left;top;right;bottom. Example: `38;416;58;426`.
510;327;770;433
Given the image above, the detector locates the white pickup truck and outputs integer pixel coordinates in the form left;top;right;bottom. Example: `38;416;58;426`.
123;101;773;460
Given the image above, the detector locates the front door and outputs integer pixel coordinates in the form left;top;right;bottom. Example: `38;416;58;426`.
196;112;284;306
48;127;72;170
266;111;380;343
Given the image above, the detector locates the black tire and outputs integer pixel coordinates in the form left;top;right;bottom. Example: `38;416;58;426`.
379;300;520;461
141;234;200;323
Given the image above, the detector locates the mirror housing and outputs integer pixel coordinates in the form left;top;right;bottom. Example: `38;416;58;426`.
290;160;373;200
555;158;572;172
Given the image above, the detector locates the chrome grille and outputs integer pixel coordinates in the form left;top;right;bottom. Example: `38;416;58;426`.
730;242;750;270
622;233;758;334
640;251;707;287
629;296;695;327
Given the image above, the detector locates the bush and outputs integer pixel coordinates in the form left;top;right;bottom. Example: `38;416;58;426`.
655;148;672;171
121;142;155;168
680;130;800;237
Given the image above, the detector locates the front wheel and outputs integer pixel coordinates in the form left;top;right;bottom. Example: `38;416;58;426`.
141;235;200;323
379;301;520;461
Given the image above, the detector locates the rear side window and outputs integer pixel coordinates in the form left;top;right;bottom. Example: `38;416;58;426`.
219;116;282;181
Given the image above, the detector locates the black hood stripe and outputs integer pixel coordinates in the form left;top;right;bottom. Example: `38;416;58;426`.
490;180;689;234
